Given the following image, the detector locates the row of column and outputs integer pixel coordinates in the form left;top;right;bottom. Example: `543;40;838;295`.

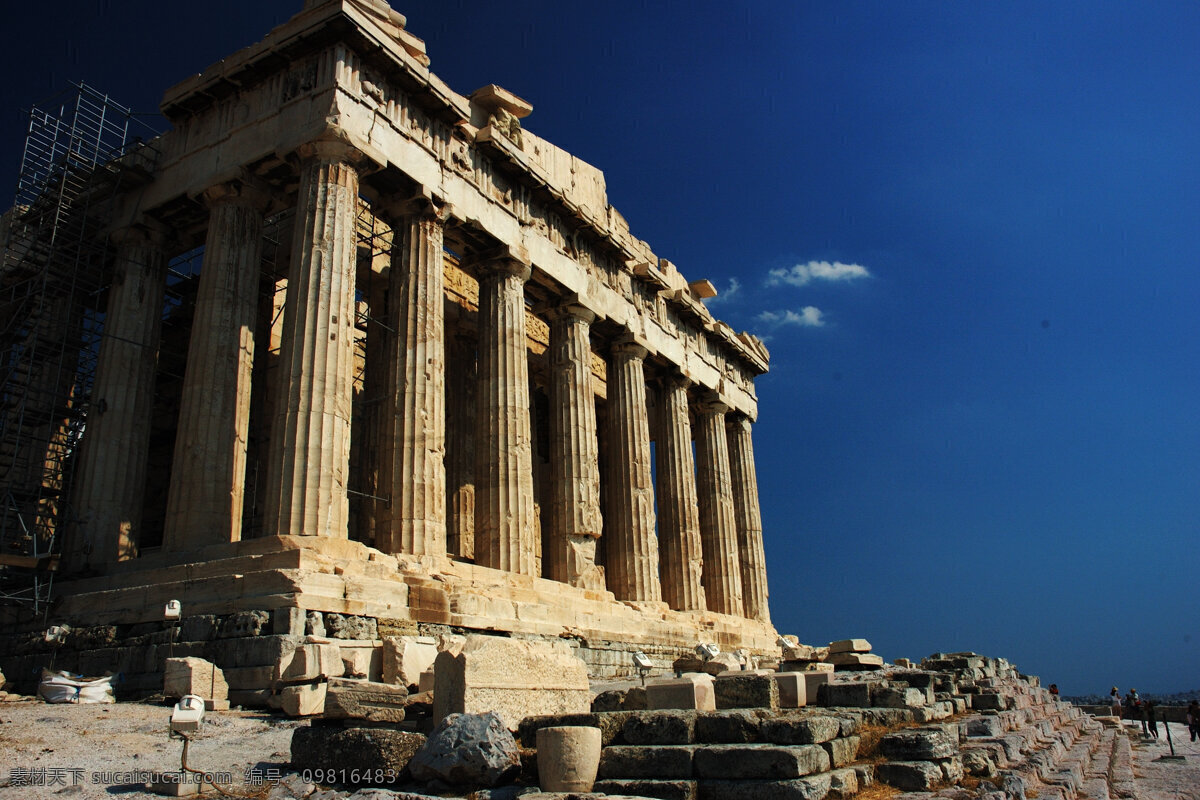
69;140;770;622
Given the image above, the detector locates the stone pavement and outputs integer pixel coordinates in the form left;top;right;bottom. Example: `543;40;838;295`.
1125;719;1200;800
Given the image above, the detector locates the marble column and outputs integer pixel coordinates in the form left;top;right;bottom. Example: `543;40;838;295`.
446;329;476;559
546;302;604;589
263;141;362;538
163;181;269;552
695;395;744;615
473;255;536;575
604;340;662;602
727;414;770;621
69;224;168;568
376;198;451;556
654;373;706;611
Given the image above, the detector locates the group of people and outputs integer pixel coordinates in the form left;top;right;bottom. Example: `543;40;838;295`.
1109;687;1200;742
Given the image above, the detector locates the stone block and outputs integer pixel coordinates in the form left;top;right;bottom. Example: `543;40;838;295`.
873;687;928;708
418;669;435;693
408;711;521;787
382;635;438;687
875;761;943;791
623;710;697;745
598;745;697;779
323;677;408;723
973;693;1008;710
817;681;880;707
828;639;872;654
822;735;860;767
594;778;697;800
163;657;228;702
276;643;343;683
715;674;778;710
780;641;819;662
223;665;274;691
336;640;381;681
272;607;305;638
695;710;763;743
780;661;835;673
519;712;630;748
826;652;884;669
291;724;424;780
216;611;271;639
965;715;1004;738
774;672;806;708
280;683;327;717
697;775;833;800
877;727;958;760
323;613;377;640
431;635;590;730
228;689;270;708
829;767;859;798
647;674;716;712
760;715;842;745
205;634;298;668
694;744;830;779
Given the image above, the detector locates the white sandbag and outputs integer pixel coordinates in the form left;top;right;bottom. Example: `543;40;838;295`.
38;669;116;704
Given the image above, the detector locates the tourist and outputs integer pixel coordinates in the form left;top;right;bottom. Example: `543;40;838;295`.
1145;700;1158;740
1048;683;1059;698
1110;687;1122;718
1128;689;1147;735
1187;700;1200;742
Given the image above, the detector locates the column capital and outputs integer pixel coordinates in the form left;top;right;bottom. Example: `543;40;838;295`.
110;218;172;250
725;411;753;431
545;298;596;325
201;178;273;212
696;391;729;416
467;244;532;281
610;333;648;360
296;138;370;167
657;370;692;391
377;189;454;224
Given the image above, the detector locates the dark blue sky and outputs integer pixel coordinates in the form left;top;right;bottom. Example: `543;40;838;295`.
3;2;1198;695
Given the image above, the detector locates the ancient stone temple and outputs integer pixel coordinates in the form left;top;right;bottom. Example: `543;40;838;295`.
1;0;776;676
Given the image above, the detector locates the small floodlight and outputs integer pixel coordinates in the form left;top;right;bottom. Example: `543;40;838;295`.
777;635;791;649
164;600;182;620
695;642;719;660
170;694;205;735
632;651;653;670
44;625;68;644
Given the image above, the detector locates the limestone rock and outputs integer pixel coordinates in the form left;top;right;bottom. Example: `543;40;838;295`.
693;744;830;779
291;724;425;781
324;613;378;640
408;711;521;788
339;640;382;680
760;715;842;745
714;673;778;710
877;727;958;760
281;683;327;717
164;657;228;702
598;745;697;779
217;610;271;638
875;760;943;791
826;652;884;669
646;674;716;712
622;710;697;745
695;710;762;743
305;611;326;637
382;635;438;688
828;639;872;654
822;734;860;767
277;643;343;683
432;635;589;730
324;678;408;723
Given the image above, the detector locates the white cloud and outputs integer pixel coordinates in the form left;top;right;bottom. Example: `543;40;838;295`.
766;260;871;287
757;306;826;328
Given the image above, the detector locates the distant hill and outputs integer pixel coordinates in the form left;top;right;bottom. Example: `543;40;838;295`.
1064;690;1200;705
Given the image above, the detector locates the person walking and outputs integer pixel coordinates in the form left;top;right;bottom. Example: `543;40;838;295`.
1110;687;1122;718
1145;700;1158;740
1187;700;1200;742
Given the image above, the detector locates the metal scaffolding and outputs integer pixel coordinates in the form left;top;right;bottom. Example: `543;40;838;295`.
0;83;159;613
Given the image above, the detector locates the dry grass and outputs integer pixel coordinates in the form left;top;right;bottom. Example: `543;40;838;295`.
854;783;901;800
855;723;891;760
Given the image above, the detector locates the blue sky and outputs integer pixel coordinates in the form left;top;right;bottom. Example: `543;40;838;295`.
2;1;1198;695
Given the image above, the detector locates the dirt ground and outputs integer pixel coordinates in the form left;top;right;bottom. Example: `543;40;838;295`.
0;699;303;799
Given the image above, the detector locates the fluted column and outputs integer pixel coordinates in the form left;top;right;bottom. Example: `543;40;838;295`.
376;197;451;556
546;302;604;589
604;340;662;602
695;395;744;615
163;182;269;552
446;329;476;559
727;414;770;621
263;141;362;538
69;224;168;568
655;373;706;611
473;254;536;575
